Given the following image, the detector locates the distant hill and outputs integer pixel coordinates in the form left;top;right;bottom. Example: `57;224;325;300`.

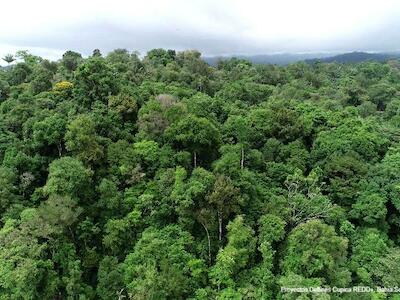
305;51;400;64
203;53;333;66
204;51;400;66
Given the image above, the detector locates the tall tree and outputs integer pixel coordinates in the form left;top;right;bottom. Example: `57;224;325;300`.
2;54;15;65
165;114;220;167
206;175;243;242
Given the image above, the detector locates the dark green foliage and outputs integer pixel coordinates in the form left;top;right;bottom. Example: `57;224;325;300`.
8;62;32;85
281;220;350;285
0;49;399;299
43;156;92;199
73;57;120;107
0;79;10;101
30;66;53;95
61;50;82;72
123;225;204;299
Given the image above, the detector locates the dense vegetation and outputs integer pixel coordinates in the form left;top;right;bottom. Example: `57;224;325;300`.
1;49;400;299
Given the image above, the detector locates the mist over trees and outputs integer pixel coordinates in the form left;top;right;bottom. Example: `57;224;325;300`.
1;48;400;299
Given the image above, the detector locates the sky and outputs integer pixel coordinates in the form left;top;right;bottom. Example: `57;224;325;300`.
1;0;400;63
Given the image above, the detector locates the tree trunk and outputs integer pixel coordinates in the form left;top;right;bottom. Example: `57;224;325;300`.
201;221;212;265
194;151;197;168
240;146;244;170
57;142;62;157
218;212;223;243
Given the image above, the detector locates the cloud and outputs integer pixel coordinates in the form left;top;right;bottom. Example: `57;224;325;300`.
1;0;400;63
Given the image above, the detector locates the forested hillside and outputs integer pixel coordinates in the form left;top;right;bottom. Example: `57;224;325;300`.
305;51;400;64
204;52;400;66
203;53;333;66
2;49;400;299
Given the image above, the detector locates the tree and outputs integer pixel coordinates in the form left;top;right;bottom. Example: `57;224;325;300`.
284;169;333;225
350;229;389;284
246;101;305;147
123;225;205;299
206;175;243;242
172;167;216;263
350;189;387;225
184;93;224;121
0;209;57;299
239;214;287;299
373;248;400;287
73;57;119;107
321;153;368;207
43;157;93;200
97;256;125;300
368;82;397;111
61;50;82;72
165;114;220;167
92;49;102;57
216;80;273;105
30;66;53;95
65;114;104;164
2;54;15;65
32;113;66;156
145;48;176;66
8;62;31;85
39;195;83;233
312;118;387;165
281;220;350;286
209;215;256;291
375;146;400;212
0;79;10;101
137;94;186;142
223;115;251;169
258;214;286;244
0;166;21;214
106;48;132;73
15;50;41;65
108;92;138;121
102;210;141;255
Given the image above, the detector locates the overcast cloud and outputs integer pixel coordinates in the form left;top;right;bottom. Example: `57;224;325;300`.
1;0;400;63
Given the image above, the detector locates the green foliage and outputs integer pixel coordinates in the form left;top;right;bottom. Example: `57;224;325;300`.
123;225;204;299
73;57;119;107
137;94;186;142
65;114;104;164
39;195;83;231
166;114;220;166
350;191;387;225
0;166;21;214
350;229;389;284
96;256;124;299
32;113;66;155
2;54;15;64
281;220;350;286
0;79;10;101
62;50;82;72
372;248;400;286
30;66;53;95
209;215;256;290
0;49;399;299
0;209;57;299
108;92;138;121
258;214;286;243
43;157;92;199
